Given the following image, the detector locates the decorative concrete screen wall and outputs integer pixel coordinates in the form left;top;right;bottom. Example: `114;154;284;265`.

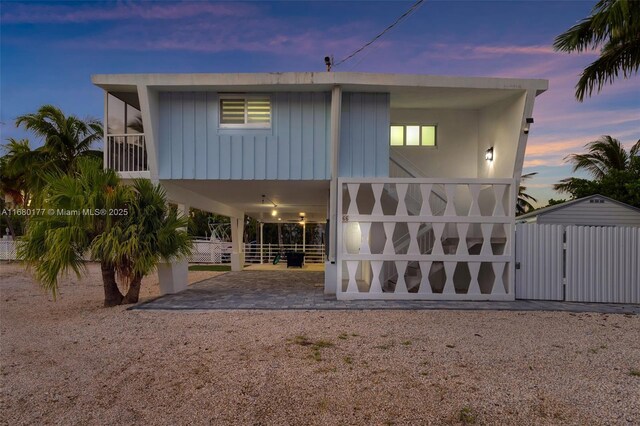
337;178;516;300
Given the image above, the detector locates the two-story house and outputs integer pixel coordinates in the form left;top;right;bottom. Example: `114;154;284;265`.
92;72;547;301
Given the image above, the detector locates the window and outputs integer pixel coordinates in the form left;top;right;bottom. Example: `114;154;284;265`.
220;96;271;128
107;93;142;135
389;125;436;147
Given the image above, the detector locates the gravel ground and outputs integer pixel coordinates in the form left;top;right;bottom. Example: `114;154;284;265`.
1;262;639;425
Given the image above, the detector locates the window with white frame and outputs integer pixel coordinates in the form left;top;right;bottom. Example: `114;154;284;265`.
219;95;271;128
390;125;436;147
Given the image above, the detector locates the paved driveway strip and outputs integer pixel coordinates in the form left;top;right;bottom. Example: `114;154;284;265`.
132;271;640;314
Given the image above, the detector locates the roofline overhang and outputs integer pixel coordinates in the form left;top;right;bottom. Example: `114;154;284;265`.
91;71;548;95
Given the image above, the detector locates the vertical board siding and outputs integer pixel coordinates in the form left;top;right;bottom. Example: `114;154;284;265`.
566;226;639;304
158;91;331;180
339;92;390;177
182;92;195;179
158;93;172;175
205;92;220;178
301;93;315;180
170;92;183;178
515;224;564;300
194;92;207;179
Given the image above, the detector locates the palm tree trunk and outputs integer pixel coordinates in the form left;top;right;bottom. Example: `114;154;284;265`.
122;274;143;304
101;261;123;307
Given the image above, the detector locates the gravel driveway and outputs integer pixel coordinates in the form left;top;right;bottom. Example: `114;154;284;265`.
1;262;639;425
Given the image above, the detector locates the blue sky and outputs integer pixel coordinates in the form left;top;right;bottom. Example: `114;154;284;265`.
1;0;639;206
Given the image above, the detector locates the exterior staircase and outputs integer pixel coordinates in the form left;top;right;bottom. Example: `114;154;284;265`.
382;152;508;293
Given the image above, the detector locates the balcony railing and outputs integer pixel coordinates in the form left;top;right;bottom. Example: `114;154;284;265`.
105;134;148;173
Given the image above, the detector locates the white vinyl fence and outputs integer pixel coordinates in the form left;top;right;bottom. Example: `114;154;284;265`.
566;226;639;303
515;224;564;301
0;240;17;261
515;224;639;304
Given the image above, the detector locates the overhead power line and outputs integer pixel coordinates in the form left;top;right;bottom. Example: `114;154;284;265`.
333;0;425;68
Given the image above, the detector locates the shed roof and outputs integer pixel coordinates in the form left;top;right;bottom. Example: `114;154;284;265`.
517;194;640;220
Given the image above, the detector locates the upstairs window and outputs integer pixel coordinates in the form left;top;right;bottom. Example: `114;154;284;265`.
390;125;436;147
220;95;271;129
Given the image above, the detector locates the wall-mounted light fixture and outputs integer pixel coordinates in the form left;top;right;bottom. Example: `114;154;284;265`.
524;117;534;134
485;147;494;161
271;209;278;217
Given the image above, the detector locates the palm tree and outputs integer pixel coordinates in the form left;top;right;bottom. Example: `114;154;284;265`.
554;0;640;101
1;138;45;205
554;136;640;193
92;179;192;304
16;105;103;172
18;159;191;306
517;172;538;215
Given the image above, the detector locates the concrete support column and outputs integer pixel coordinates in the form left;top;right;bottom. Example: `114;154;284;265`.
325;84;342;296
158;202;189;295
302;222;306;253
230;215;245;271
259;222;264;264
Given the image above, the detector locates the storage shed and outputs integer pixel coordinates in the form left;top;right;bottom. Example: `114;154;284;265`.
517;194;640;227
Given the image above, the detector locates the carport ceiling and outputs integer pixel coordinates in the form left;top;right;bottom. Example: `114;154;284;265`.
165;180;330;223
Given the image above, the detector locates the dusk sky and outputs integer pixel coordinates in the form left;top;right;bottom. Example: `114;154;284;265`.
1;0;638;206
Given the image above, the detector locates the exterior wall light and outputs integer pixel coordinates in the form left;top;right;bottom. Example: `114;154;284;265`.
485;147;494;161
524;117;534;134
271;209;277;217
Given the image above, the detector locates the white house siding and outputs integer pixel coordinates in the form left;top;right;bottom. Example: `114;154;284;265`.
537;199;640;227
157;92;331;180
389;108;479;179
339;93;390;178
477;92;527;179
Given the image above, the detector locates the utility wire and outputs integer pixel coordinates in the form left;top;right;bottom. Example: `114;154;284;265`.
333;0;425;68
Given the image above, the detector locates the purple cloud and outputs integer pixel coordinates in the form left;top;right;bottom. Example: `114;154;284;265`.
0;1;255;24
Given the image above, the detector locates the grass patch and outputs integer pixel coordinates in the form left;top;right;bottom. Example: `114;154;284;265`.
401;340;412;346
338;333;349;340
344;356;353;364
375;342;394;350
289;335;335;362
629;369;640;377
188;265;231;272
458;407;477;424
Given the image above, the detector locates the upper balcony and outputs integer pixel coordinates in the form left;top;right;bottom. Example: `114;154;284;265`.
104;92;150;178
105;133;149;178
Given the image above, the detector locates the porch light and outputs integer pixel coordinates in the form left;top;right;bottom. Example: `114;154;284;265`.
345;222;361;254
485;147;494;161
299;212;305;217
271;209;278;217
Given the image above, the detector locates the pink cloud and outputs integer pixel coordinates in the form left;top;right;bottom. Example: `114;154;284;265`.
59;15;374;59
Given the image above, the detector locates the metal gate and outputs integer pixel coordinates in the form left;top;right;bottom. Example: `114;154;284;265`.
516;224;640;303
515;224;564;300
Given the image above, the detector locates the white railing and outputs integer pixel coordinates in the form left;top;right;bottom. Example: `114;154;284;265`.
1;239;325;265
338;178;516;301
105;134;148;172
189;239;233;264
189;241;326;265
243;243;325;264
